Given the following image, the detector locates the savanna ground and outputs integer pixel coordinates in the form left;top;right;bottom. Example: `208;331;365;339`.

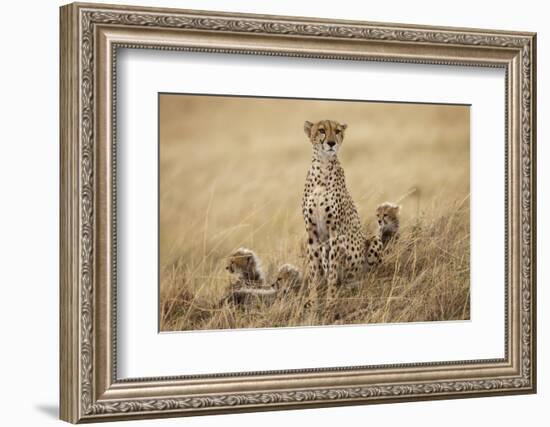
159;94;470;332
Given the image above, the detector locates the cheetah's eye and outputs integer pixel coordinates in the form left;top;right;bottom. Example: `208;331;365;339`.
335;129;341;135
318;129;325;134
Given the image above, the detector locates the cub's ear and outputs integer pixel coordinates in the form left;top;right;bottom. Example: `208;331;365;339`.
341;123;348;131
304;121;313;138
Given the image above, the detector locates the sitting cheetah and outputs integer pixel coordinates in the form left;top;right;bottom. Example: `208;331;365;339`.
302;120;384;306
376;202;401;245
225;247;265;288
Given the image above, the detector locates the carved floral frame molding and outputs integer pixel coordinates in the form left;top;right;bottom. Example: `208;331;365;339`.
60;2;536;423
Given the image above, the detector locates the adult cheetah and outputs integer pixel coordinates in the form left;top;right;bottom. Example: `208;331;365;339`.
302;119;383;307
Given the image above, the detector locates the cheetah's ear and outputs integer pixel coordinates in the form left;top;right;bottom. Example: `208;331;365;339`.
304;121;313;138
341;123;348;131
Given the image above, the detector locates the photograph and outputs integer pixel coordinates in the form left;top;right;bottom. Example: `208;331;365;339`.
159;94;471;332
57;2;536;422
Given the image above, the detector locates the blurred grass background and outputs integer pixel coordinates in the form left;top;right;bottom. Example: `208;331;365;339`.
159;94;470;331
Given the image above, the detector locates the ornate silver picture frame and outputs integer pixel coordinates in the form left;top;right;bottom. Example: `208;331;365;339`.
60;2;536;423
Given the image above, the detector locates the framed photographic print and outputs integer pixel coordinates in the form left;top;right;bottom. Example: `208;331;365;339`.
60;2;537;423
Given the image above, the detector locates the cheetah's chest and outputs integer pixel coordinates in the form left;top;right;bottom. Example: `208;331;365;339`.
304;176;344;240
309;185;329;241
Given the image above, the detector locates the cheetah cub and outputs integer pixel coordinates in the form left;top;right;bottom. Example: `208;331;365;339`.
222;248;276;307
222;260;302;307
376;202;401;246
272;263;303;295
225;247;265;288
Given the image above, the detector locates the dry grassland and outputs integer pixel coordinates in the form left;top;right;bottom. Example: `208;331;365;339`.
159;95;470;331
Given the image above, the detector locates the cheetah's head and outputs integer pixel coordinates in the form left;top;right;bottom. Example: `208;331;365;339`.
304;120;347;158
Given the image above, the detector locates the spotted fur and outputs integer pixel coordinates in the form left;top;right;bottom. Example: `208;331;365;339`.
222;285;278;307
302;120;383;308
376;202;401;245
272;263;303;295
225;247;265;288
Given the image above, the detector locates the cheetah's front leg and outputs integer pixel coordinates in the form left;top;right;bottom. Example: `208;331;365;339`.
305;234;324;309
326;238;344;306
366;235;383;270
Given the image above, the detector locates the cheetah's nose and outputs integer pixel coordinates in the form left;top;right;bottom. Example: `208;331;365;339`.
327;141;336;147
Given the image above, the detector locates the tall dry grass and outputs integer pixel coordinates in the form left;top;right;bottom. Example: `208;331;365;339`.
159;95;470;331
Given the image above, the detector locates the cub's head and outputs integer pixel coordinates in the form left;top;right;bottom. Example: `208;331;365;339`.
304;120;347;158
376;202;401;230
272;263;302;294
225;248;263;281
